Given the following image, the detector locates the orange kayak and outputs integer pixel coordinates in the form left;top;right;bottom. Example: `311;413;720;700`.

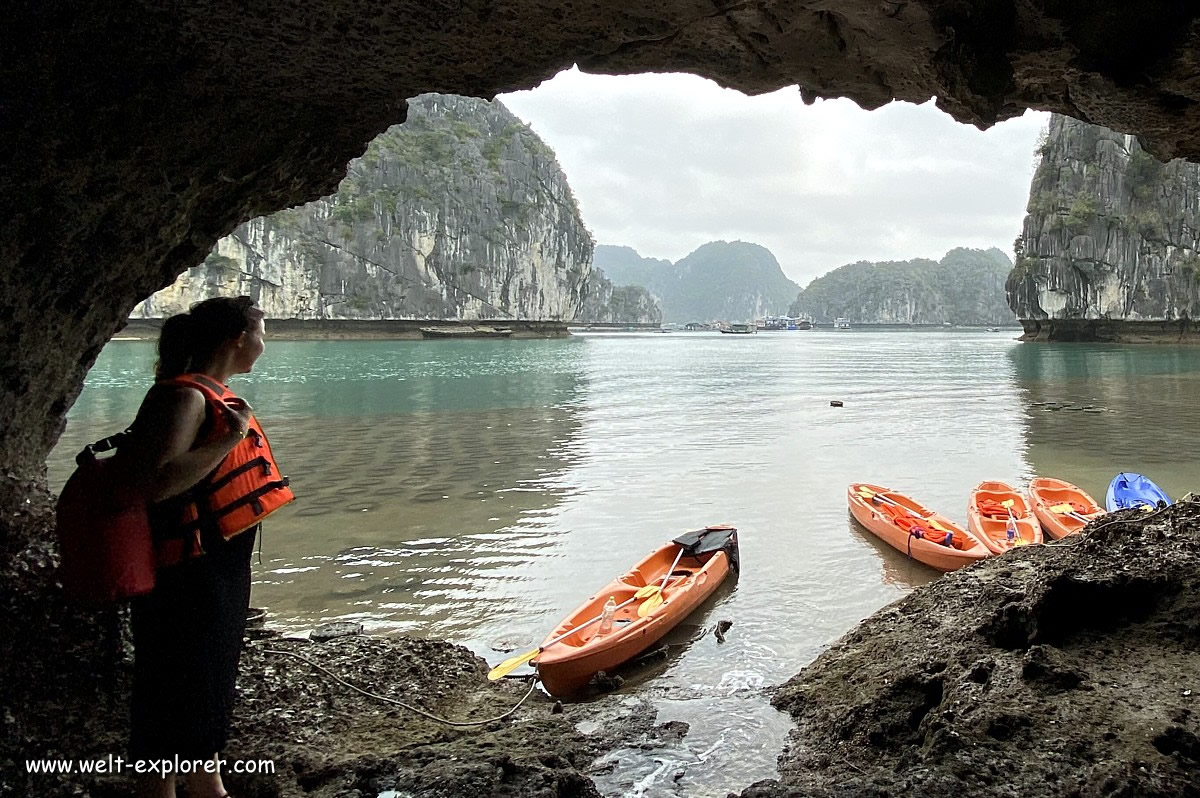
967;481;1044;553
848;484;990;572
1028;477;1105;539
535;525;738;696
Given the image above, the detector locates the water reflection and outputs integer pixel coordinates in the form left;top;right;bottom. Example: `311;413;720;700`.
48;340;589;640
845;514;941;590
251;405;583;637
1009;343;1200;500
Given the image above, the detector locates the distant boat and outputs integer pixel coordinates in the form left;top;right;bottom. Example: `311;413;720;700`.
760;315;813;331
833;318;851;330
719;323;756;334
986;327;1001;332
420;325;513;339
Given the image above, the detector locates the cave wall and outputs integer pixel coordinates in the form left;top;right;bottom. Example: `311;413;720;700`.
5;0;1200;533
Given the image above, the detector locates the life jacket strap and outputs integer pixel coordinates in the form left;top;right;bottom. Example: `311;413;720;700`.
76;429;133;466
198;456;272;495
177;479;291;533
182;373;228;397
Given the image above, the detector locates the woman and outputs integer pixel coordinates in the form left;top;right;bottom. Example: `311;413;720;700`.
118;296;294;798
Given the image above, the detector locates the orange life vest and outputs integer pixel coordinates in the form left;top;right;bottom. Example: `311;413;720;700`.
882;505;961;549
152;373;294;567
977;499;1012;519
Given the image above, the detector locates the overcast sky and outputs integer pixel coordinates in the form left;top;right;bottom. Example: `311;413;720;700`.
499;67;1048;287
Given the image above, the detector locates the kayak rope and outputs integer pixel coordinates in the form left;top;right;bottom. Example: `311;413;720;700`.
262;648;538;727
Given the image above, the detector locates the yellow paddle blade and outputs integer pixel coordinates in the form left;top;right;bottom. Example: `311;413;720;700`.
928;520;947;532
634;584;661;599
856;487;877;498
1141;504;1155;513
1049;503;1075;514
487;648;539;681
1000;499;1015;508
1012;538;1029;547
638;592;664;618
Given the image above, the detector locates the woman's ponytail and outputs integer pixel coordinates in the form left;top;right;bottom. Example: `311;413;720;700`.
155;313;197;379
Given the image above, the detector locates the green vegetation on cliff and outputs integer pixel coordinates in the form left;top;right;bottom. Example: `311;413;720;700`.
137;94;596;322
791;248;1015;325
1008;113;1200;329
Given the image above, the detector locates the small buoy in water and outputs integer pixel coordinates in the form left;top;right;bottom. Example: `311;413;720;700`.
551;700;564;714
830;400;844;408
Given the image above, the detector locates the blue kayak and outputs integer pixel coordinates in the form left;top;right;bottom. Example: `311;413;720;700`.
1105;472;1172;512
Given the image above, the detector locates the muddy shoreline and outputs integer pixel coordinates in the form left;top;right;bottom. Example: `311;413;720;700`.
5;479;1200;797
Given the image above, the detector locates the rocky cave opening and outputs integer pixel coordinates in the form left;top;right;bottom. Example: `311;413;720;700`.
4;2;1200;795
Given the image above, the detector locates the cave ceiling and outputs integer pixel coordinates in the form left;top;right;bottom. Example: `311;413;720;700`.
1;0;1199;479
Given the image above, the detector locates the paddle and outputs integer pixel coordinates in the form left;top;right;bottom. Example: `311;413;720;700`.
999;499;1028;547
487;594;642;680
856;487;951;534
1049;502;1096;525
636;545;687;618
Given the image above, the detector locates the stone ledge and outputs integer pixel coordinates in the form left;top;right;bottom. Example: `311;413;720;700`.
1019;318;1200;343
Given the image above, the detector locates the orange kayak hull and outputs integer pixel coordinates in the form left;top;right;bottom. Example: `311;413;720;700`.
967;480;1044;554
848;484;990;572
1028;477;1105;539
535;527;737;696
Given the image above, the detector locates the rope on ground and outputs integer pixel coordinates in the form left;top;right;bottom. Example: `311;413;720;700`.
262;648;538;727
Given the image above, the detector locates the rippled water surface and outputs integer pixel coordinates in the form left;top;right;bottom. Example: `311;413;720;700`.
49;331;1200;797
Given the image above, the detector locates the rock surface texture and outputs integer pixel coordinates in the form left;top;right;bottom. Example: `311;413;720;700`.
742;501;1200;798
1009;114;1200;341
135;94;593;323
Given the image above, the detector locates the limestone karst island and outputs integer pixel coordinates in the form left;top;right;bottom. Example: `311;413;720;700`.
5;5;1200;798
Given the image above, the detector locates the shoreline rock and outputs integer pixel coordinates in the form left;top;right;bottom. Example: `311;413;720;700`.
1018;317;1200;344
741;501;1200;798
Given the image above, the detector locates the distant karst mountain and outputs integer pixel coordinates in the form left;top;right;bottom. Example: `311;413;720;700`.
790;248;1017;325
593;241;801;323
576;267;662;325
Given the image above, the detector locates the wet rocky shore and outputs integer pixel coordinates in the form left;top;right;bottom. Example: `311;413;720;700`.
3;474;1200;797
741;499;1200;798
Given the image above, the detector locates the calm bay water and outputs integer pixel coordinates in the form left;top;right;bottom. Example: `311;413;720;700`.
48;331;1200;797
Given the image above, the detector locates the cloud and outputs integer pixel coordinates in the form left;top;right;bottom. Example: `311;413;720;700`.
499;68;1047;285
